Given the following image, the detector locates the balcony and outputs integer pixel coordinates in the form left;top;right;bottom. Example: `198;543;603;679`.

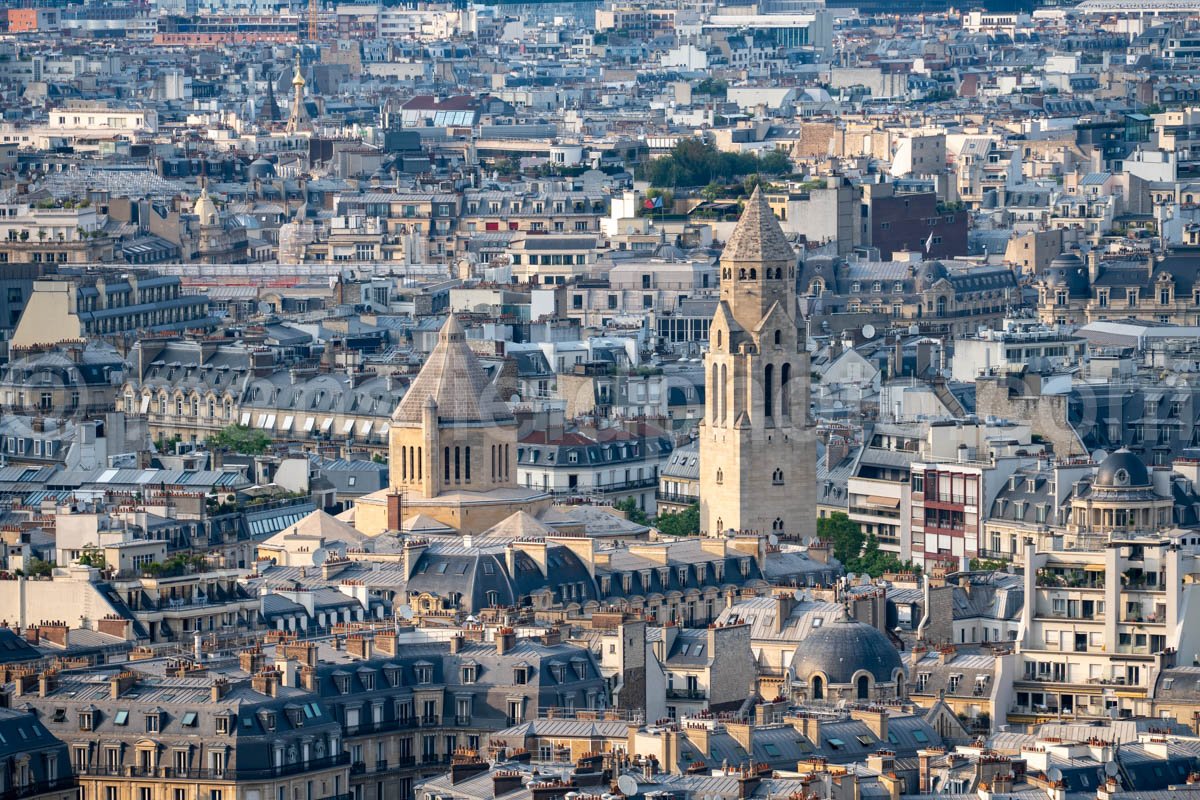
83;753;350;781
665;688;707;700
6;777;77;799
655;490;697;506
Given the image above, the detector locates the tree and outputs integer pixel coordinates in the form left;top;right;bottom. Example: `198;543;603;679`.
77;545;105;569
26;558;54;577
613;497;650;526
208;424;272;455
758;149;792;175
818;512;863;567
657;503;699;536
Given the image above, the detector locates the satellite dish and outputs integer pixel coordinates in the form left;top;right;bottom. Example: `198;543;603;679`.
617;775;639;797
1092;449;1108;463
836;699;848;710
311;548;328;566
862;323;876;340
768;533;779;546
1107;707;1120;720
396;603;414;620
1104;762;1119;778
1047;768;1063;784
793;588;805;601
909;324;919;335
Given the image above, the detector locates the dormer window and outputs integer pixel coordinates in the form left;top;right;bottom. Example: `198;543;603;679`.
333;673;351;694
359;671;375;691
145;713;161;733
260;711;277;732
571;659;587;680
78;711;93;731
550;662;566;683
384;666;402;688
414;663;433;685
215;715;230;735
513;667;528;685
461;664;477;684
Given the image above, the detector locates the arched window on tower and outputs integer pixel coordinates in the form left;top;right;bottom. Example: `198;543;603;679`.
716;330;722;349
772;469;784;485
781;363;792;420
774;330;781;347
764;364;774;419
716;468;724;484
739;268;747;279
749;268;757;280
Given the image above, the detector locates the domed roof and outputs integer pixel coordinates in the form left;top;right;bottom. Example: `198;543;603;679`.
1042;251;1090;296
916;260;948;290
1094;448;1150;489
1049;251;1084;270
193;186;218;226
791;617;903;684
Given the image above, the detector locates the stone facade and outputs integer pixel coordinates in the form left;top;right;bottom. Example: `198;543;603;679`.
699;187;817;542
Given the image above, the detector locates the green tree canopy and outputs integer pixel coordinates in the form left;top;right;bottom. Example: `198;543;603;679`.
640;139;766;188
208;424;273;455
818;512;919;578
613;497;651;526
656;503;699;536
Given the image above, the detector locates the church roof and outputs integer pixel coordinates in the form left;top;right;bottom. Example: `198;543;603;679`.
721;185;794;264
391;314;514;426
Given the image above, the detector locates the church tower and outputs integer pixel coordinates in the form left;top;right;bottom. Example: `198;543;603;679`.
699;186;816;542
285;53;312;134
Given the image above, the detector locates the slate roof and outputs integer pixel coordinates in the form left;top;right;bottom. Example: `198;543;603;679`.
391;314;514;426
721;186;795;264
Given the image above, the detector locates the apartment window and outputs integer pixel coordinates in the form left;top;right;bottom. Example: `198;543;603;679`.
145;714;160;733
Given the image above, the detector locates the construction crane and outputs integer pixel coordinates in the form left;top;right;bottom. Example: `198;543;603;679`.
308;0;318;41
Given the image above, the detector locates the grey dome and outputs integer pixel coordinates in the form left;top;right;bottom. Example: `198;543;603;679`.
1044;252;1089;295
792;617;903;684
1094;448;1150;488
916;261;948;290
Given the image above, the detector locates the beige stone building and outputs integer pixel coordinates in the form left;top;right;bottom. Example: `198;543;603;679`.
353;315;550;535
699;187;816;542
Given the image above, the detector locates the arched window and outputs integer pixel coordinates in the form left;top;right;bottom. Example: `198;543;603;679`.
444;447;451;482
716;468;724;484
464;446;471;482
454;446;461;481
749;268;757;280
857;675;870;700
401;447;408;480
719;364;728;424
739;268;747;280
716;330;722;349
774;330;781;346
764;364;774;419
772;468;784;485
711;363;721;423
781;363;792;420
812;675;824;700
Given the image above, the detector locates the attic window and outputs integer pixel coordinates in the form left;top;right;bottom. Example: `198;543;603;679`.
114;711;128;726
827;738;845;750
181;712;198;727
912;729;930;744
78;711;93;731
52;709;65;723
334;674;351;694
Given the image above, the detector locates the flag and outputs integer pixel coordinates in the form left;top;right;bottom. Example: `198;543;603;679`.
924;230;934;253
644;198;655;210
653;195;663;209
